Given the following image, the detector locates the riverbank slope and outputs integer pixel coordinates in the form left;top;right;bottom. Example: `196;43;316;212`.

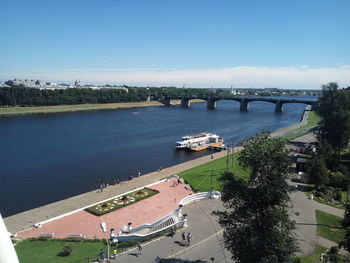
0;101;164;117
0;99;206;117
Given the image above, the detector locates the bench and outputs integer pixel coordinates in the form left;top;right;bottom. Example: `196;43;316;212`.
68;233;85;239
40;232;54;238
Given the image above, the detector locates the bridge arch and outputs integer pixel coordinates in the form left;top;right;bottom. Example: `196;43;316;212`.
162;96;318;112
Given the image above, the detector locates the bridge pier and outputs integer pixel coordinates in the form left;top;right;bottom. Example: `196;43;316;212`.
162;97;172;106
181;98;190;108
275;100;283;113
240;99;249;111
207;98;216;110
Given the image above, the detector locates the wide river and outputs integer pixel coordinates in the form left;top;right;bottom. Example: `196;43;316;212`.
0;97;315;217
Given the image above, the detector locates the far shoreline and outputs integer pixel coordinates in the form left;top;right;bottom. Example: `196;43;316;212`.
0;101;164;117
0;99;207;118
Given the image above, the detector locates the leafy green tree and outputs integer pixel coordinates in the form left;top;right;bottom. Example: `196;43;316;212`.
215;133;298;263
308;154;329;185
340;204;350;254
317;83;350;169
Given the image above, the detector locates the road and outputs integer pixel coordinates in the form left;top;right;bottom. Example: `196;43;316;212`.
114;199;234;263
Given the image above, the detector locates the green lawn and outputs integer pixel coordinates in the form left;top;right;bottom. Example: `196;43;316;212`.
0;101;163;117
15;239;105;263
294;111;320;131
282;111;320;141
306;185;347;210
315;210;346;243
299;245;327;263
178;153;250;192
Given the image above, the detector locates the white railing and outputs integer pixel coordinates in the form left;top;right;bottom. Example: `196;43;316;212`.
117;191;221;241
126;209;179;234
117;219;186;242
178;192;208;206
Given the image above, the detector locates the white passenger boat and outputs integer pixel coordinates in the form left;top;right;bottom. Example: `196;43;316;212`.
175;133;224;151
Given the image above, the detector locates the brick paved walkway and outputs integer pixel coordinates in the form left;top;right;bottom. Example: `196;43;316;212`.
5;149;237;234
18;178;191;239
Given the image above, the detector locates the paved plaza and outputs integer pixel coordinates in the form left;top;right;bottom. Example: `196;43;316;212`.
115;198;234;263
18;178;192;239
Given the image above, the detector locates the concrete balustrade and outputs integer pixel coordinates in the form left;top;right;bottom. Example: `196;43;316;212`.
117;191;220;242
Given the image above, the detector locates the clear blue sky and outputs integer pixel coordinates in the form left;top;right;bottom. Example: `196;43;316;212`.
0;0;349;88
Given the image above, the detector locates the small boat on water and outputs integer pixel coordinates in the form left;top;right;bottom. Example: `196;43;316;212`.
175;133;224;151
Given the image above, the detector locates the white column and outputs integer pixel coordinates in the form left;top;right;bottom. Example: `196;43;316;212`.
0;214;19;263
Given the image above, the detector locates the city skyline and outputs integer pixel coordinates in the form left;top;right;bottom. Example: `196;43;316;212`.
1;0;349;89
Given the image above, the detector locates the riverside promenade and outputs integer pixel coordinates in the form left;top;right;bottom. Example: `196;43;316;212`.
5;149;232;234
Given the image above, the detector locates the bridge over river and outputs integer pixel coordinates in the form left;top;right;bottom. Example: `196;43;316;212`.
161;96;318;113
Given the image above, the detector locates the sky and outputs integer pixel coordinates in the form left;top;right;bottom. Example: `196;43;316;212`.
0;0;349;89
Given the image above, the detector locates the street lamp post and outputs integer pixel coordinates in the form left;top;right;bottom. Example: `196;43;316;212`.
232;144;234;168
226;143;230;172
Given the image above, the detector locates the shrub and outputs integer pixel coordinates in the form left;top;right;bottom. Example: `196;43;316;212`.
57;243;73;257
334;188;342;202
329;172;348;190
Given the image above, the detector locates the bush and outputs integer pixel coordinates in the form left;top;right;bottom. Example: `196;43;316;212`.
334;188;342;201
329;172;348;190
57;243;73;257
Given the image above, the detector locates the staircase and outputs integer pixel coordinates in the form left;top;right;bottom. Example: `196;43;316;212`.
149;217;175;233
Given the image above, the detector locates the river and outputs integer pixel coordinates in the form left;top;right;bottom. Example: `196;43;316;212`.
0;97;315;217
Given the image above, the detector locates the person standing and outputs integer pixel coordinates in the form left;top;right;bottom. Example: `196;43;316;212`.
186;232;192;246
99;249;105;262
137;242;142;256
181;232;186;243
113;248;117;259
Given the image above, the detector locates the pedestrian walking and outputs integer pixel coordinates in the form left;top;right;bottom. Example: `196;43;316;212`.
99;249;105;262
186;232;192;246
181;232;186;243
138;171;141;177
137;242;142;256
113;248;117;259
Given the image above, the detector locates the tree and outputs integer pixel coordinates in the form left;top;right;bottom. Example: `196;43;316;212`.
215;133;298;263
308;154;329;185
340;204;350;253
317;83;350;169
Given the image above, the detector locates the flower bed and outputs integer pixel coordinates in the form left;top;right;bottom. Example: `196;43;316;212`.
85;188;159;216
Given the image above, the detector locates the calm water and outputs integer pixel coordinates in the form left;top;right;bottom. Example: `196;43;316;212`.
0;97;315;217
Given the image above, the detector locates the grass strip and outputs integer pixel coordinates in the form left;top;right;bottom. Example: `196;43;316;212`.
16;239;104;263
0;101;163;117
293;111;320;132
299;245;327;263
16;228;173;263
315;210;345;243
178;152;250;192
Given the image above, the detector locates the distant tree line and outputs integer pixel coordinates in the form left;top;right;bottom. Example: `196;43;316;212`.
0;86;149;106
0;86;214;107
